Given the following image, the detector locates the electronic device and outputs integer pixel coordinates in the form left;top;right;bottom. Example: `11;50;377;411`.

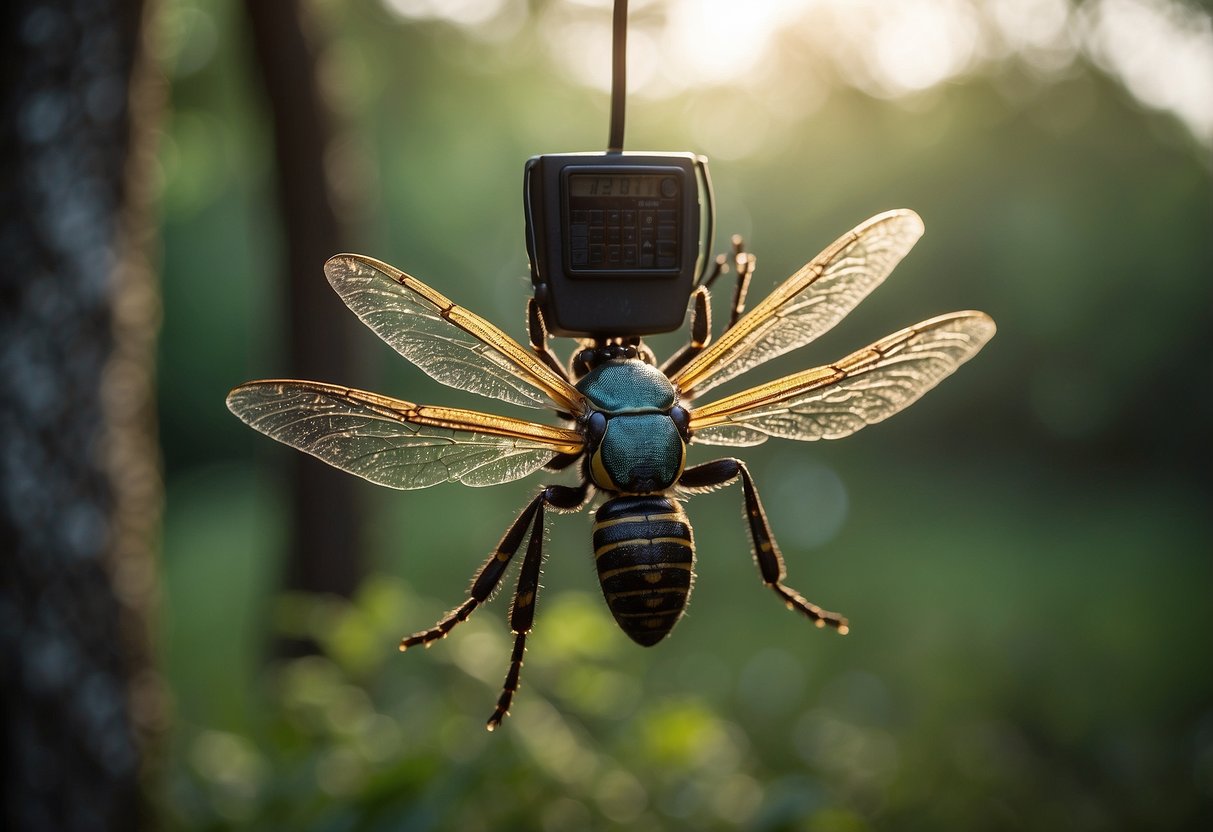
524;151;713;337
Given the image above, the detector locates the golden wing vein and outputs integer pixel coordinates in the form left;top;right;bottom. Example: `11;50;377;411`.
226;380;583;489
688;312;995;446
325;254;584;414
672;210;925;399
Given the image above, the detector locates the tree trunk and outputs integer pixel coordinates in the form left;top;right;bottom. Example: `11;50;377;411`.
244;0;366;653
0;0;164;829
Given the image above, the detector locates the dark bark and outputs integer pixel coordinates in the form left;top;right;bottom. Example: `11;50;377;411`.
0;0;163;830
244;0;366;650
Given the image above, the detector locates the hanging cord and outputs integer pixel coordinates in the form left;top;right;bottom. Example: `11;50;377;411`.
608;0;628;152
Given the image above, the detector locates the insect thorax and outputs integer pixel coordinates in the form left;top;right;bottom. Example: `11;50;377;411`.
576;360;685;493
593;495;695;646
575;359;676;412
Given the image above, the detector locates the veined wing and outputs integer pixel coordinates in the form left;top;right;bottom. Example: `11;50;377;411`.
325;254;585;414
688;311;995;446
672;210;925;400
227;380;583;489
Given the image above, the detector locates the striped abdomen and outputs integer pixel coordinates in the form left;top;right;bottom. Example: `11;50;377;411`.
593;495;695;647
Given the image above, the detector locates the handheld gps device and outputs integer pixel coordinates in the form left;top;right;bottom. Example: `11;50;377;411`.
524;152;713;338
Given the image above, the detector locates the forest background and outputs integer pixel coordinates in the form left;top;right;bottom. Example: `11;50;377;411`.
3;1;1210;830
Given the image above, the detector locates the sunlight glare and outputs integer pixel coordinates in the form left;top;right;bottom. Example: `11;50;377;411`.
383;0;509;27
991;0;1073;52
392;0;1213;150
1082;0;1213;145
663;0;807;87
857;0;982;96
541;16;613;91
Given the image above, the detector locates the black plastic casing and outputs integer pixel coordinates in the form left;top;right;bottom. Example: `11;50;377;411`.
524;152;706;338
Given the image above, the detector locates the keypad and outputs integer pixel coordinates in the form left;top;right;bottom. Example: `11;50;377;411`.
567;179;680;271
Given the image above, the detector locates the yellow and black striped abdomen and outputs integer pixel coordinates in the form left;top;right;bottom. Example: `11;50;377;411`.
594;495;695;647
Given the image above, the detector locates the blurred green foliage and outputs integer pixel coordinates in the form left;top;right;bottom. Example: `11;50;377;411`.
155;1;1211;829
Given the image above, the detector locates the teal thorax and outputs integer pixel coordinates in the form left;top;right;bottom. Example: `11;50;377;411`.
576;360;687;494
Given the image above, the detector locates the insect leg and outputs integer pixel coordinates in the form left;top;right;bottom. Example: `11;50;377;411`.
400;481;590;653
527;298;572;382
723;236;755;330
399;493;545;651
679;459;849;633
544;451;583;473
699;250;730;292
663;237;756;375
660;285;712;377
487;481;589;730
486;508;544;731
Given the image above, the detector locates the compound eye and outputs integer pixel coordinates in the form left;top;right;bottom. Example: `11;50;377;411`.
585;411;608;449
669;405;690;441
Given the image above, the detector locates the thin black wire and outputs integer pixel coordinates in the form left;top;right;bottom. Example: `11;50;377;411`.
608;0;627;152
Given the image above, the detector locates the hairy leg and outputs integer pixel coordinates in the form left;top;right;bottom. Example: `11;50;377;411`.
680;458;848;633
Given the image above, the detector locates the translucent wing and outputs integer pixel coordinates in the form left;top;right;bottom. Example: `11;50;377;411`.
325;254;585;414
227;380;583;489
688;312;995;446
672;210;925;399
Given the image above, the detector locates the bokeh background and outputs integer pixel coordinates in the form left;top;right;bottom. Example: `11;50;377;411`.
9;0;1212;829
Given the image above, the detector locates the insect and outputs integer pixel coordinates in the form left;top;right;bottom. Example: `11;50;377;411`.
227;209;995;730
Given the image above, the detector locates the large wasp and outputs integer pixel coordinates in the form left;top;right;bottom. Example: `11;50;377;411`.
227;209;995;729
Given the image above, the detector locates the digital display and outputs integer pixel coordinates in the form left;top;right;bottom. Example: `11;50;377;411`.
569;174;670;199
